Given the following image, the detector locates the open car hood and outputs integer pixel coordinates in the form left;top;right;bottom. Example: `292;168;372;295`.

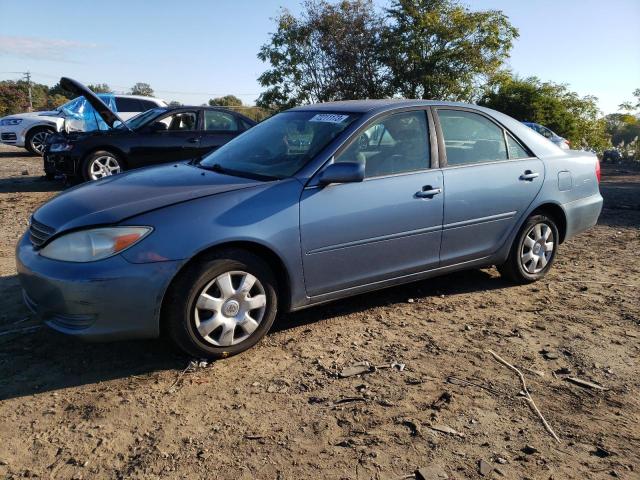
60;77;126;129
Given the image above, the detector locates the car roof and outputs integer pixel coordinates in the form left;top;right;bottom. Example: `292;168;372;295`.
112;94;165;102
289;99;476;114
153;105;257;124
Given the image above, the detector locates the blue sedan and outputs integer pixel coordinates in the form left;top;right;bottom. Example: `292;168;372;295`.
17;100;603;358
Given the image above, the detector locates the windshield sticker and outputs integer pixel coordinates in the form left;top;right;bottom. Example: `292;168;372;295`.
309;114;350;123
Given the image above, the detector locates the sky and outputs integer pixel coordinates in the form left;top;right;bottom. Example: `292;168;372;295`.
0;0;638;114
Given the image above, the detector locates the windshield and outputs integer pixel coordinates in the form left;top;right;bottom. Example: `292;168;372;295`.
117;108;167;130
199;111;360;179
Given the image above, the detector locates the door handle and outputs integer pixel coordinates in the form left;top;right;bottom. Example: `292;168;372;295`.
187;137;200;143
520;170;539;181
415;186;442;198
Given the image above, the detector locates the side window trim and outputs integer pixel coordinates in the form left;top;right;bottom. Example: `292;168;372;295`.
434;106;535;168
334;108;432;180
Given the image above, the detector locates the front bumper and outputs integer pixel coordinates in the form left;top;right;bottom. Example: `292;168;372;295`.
0;125;26;147
16;233;182;341
43;151;81;176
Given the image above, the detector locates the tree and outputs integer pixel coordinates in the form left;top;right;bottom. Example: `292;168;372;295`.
619;88;640;112
479;74;610;152
130;82;154;97
209;95;243;107
383;0;518;101
48;82;75;101
87;83;112;93
168;100;183;107
257;0;391;110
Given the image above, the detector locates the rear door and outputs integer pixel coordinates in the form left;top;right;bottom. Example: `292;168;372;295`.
197;109;243;156
130;110;201;165
435;108;544;265
299;109;444;296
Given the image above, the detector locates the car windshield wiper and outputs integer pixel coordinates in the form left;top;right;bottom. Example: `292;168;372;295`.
197;163;282;181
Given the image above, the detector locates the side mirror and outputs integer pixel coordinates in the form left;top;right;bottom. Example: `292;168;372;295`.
148;121;167;132
319;161;365;186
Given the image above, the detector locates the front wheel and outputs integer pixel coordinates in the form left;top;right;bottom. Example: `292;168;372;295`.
25;127;55;155
82;150;123;181
164;249;278;359
498;214;559;283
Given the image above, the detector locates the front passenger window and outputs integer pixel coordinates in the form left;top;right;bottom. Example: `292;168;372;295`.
159;111;198;131
438;110;507;166
335;111;430;178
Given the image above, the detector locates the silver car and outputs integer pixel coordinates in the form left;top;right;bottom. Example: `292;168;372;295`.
522;122;570;150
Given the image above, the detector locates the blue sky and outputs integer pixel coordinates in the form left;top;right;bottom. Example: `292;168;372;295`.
0;0;638;113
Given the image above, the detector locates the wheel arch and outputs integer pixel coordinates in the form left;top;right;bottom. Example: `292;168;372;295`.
159;240;292;333
529;202;567;243
82;146;129;170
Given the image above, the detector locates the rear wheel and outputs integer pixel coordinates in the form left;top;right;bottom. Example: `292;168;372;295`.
164;249;278;359
498;214;559;283
82;150;123;181
25;127;55;155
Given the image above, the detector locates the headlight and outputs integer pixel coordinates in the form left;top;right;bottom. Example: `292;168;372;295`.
49;142;74;152
40;227;152;262
0;118;23;126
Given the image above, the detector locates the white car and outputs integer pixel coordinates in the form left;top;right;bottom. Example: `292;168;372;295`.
0;94;167;155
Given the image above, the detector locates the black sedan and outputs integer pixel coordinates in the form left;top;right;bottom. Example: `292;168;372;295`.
44;78;256;181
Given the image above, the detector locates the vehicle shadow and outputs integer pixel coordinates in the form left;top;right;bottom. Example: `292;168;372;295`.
0;268;507;401
0;151;35;159
0;176;64;194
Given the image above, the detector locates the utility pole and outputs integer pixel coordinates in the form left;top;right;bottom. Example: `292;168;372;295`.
24;71;33;112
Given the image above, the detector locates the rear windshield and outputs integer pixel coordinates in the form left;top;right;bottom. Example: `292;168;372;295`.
199;111;360;179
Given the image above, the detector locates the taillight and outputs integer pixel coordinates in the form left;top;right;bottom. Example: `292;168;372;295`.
595;158;601;183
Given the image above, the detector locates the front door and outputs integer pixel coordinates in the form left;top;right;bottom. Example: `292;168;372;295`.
300;110;444;297
435;108;545;265
131;110;201;165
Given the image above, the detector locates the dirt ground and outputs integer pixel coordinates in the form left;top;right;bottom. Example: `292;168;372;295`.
0;144;638;480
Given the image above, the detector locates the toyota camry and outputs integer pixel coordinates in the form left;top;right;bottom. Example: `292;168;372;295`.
17;99;603;358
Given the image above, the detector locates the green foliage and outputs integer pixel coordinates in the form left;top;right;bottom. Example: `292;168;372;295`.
257;0;517;109
48;82;75;101
609;88;640;160
209;95;243;107
87;83;112;93
257;0;391;110
479;74;610;153
383;0;518;101
130;82;154;97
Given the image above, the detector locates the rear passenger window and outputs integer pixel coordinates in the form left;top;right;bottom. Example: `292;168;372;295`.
506;133;530;159
335;111;430;178
204;111;238;131
115;97;142;112
438;110;507;166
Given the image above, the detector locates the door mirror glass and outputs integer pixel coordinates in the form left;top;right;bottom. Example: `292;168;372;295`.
319;162;365;185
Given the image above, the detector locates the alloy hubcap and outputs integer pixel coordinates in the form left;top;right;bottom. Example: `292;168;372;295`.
520;223;554;274
193;271;266;347
89;155;121;180
31;131;50;154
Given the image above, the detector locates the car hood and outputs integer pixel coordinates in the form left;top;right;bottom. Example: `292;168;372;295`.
33;163;263;233
3;111;60;120
60;77;126;129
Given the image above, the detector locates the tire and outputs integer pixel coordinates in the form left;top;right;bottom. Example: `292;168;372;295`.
82;150;123;181
498;214;559;284
163;248;279;359
25;126;55;155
